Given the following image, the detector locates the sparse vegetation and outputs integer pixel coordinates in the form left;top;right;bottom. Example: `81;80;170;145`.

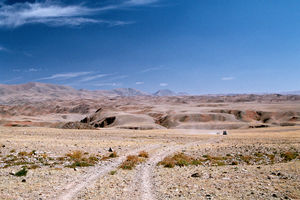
281;151;299;161
159;148;300;168
65;150;98;168
15;166;28;177
110;170;117;175
159;153;195;168
119;155;141;170
138;151;149;158
109;152;118;158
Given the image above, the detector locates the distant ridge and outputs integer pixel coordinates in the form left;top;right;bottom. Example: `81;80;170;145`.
153;89;177;96
111;88;150;96
0;82;299;105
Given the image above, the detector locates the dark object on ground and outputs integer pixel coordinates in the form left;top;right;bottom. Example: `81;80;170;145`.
191;173;201;177
223;131;228;135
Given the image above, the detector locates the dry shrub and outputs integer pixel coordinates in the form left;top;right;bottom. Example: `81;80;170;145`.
66;150;83;161
18;151;29;157
138;151;149;158
281;151;299;161
109;152;118;158
65;151;98;168
160;157;176;168
173;153;194;167
119;155;139;170
159;153;194;168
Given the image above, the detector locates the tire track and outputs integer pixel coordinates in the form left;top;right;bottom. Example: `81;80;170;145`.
53;144;163;200
138;138;221;200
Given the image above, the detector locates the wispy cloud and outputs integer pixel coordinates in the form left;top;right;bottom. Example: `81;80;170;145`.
26;68;41;72
136;82;144;85
0;45;9;52
23;52;33;57
94;83;122;87
140;67;160;73
79;74;107;82
0;0;159;28
125;0;159;6
221;77;235;81
107;75;128;81
160;83;168;86
12;68;41;72
0;76;22;84
36;71;92;80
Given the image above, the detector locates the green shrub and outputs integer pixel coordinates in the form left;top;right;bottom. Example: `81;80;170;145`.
15;167;28;177
109;152;118;158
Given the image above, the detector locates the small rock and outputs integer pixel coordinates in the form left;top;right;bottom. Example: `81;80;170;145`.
2;145;5;148
191;173;201;177
9;172;15;176
182;150;186;152
74;168;78;171
108;147;113;152
22;179;26;182
272;194;277;197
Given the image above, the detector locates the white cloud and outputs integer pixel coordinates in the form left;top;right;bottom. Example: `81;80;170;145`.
94;83;119;86
13;68;40;72
160;83;168;86
0;45;9;52
108;75;128;80
23;52;33;57
0;76;22;84
36;71;92;80
136;82;144;85
140;67;160;73
221;77;235;81
79;74;107;82
125;0;159;6
0;0;158;28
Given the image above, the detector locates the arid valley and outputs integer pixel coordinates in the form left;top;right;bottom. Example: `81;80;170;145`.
0;83;299;199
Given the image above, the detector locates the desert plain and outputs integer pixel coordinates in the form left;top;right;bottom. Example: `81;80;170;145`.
0;83;299;200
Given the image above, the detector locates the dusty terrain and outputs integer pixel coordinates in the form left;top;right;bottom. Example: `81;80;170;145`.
0;126;299;200
0;82;299;199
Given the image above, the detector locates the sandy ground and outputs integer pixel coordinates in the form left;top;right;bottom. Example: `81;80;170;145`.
0;126;299;200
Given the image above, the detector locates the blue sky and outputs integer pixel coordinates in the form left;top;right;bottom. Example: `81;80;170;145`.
0;0;299;94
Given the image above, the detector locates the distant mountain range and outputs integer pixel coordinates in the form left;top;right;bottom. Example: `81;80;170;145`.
0;82;299;105
0;82;190;104
0;82;183;97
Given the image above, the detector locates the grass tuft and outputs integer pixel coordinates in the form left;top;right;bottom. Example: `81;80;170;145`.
138;151;149;158
15;166;28;177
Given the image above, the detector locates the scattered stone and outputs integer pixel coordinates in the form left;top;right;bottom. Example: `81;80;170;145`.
2;145;5;148
191;173;201;177
74;168;78;171
22;179;26;182
108;147;113;152
9;172;15;176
